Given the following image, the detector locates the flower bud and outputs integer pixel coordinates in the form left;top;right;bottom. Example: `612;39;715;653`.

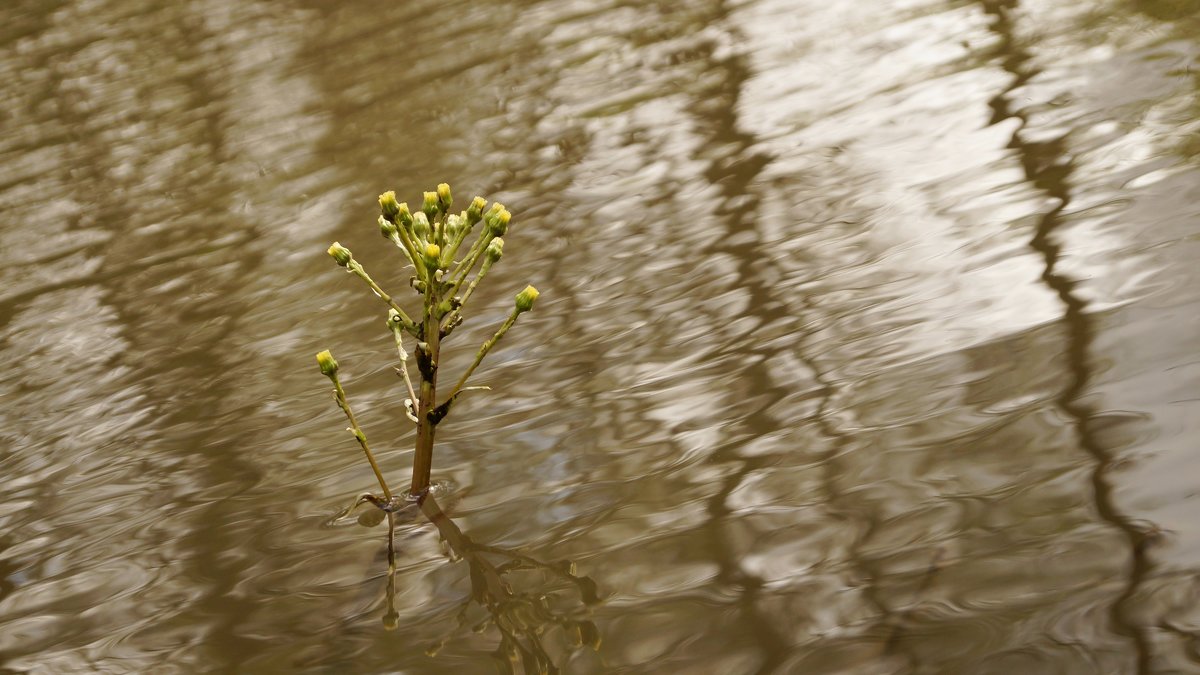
316;350;338;377
396;202;413;228
485;237;504;262
466;196;487;225
436;183;452;210
515;285;539;313
412;212;430;241
378;191;400;220
423;243;442;269
422;191;439;219
327;242;352;267
486;208;510;236
379;215;398;240
444;213;462;239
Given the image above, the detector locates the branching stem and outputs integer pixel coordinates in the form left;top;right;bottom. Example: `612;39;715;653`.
441;256;496;333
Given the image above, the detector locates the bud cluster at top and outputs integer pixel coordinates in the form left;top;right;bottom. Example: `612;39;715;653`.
369;184;513;280
324;183;540;330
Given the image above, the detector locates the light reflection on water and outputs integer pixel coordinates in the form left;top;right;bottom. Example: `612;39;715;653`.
1;0;1199;672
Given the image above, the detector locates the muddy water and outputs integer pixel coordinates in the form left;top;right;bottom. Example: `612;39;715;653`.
2;0;1199;673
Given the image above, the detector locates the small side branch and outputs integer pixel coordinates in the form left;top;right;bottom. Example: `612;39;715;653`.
446;308;521;402
327;242;418;336
318;350;393;500
388;310;420;413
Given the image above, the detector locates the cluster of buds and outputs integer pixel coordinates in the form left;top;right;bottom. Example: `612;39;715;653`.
317;183;542;497
358;185;527;329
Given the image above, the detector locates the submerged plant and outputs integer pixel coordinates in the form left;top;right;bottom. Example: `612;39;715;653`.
316;184;539;504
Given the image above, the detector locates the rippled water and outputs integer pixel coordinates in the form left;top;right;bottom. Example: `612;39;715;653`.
2;0;1200;672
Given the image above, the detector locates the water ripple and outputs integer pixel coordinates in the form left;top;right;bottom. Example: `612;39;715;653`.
2;0;1200;672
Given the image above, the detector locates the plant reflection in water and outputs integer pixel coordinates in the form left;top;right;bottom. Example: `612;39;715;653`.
355;494;602;674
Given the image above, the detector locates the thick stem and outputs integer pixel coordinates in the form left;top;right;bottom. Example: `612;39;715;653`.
410;286;442;495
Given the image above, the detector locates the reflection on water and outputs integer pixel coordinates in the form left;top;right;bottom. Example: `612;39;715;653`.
2;0;1200;672
984;0;1154;669
415;495;601;673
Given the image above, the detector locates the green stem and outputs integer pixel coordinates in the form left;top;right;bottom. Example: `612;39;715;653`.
449;231;493;292
332;378;393;500
445;308;520;401
391;227;423;279
440;256;495;334
347;260;418;335
389;320;419;412
441;220;472;268
435;207;450;246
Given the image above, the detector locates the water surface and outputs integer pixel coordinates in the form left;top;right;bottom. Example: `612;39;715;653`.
2;0;1199;672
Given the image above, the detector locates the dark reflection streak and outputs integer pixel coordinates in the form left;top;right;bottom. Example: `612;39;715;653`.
981;1;1151;671
684;3;821;670
683;1;909;667
793;296;910;664
383;512;399;631
146;9;271;669
882;549;945;653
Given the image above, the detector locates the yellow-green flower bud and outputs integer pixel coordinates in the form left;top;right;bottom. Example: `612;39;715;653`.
423;243;442;269
327;242;352;267
466;196;487;224
485;237;504;262
515;285;539;313
379;215;398;240
396;202;413;227
486;208;511;236
422;191;439;219
436;183;452;210
378;191;400;221
316;349;338;378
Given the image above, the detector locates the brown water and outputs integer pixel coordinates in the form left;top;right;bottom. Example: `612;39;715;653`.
2;0;1199;673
